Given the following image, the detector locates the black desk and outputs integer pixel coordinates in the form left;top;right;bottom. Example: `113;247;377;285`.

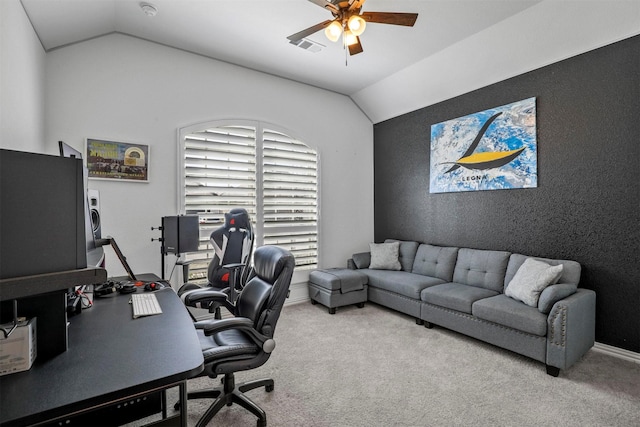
0;287;204;426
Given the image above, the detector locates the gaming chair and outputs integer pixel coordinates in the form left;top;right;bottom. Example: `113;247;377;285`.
179;208;254;318
207;208;254;291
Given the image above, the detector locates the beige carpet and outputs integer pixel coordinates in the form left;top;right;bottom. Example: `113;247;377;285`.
139;301;640;426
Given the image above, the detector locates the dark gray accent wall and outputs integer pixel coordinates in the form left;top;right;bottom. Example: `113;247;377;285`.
373;35;640;353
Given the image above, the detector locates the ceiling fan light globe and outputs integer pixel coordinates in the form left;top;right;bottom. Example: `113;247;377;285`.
344;30;358;46
325;21;343;42
347;15;366;36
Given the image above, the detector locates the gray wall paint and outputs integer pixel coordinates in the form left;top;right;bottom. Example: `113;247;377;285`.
0;0;46;153
45;34;373;280
373;35;639;353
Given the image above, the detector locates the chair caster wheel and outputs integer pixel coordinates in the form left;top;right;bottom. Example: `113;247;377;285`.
329;307;336;314
310;299;317;305
356;302;365;308
266;384;274;392
257;420;266;427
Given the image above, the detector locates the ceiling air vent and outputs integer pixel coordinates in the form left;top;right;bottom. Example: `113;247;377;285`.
289;38;324;53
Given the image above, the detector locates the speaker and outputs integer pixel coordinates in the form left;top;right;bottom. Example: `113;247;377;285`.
87;189;101;240
162;215;199;255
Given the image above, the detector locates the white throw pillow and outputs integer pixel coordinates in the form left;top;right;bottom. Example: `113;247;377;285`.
369;242;401;271
505;258;564;307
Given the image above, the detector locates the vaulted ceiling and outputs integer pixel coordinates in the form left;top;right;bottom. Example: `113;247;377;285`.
21;0;539;96
19;1;640;123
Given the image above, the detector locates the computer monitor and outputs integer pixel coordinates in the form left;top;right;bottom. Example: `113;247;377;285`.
58;140;82;159
0;149;88;279
58;141;97;255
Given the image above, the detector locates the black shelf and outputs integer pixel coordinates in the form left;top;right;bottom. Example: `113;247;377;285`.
0;267;107;302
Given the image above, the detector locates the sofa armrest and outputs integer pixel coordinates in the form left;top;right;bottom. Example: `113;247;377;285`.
349;252;371;270
546;288;596;371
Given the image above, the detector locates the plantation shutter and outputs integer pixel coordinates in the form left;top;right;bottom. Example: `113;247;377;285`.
261;128;318;268
179;121;317;283
181;124;257;283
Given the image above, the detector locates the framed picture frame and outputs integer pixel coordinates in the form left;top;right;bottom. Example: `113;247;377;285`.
429;97;537;193
86;138;149;182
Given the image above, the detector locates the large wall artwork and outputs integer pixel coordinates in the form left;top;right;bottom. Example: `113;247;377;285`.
429;97;537;193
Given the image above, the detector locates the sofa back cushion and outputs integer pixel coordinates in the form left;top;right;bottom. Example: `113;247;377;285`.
452;248;511;292
385;239;419;272
411;244;459;282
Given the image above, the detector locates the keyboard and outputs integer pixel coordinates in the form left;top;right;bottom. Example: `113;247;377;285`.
130;293;163;318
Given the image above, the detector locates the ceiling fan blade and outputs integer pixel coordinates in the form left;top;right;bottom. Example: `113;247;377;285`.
287;20;333;42
307;0;340;15
360;12;418;26
348;36;364;55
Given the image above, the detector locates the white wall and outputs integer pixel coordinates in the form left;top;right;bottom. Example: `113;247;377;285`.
0;0;46;152
353;0;640;124
46;33;374;285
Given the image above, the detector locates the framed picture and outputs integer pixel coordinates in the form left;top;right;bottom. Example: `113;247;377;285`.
429;97;537;193
86;138;149;182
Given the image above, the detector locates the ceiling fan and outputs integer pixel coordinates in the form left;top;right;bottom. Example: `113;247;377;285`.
287;0;418;57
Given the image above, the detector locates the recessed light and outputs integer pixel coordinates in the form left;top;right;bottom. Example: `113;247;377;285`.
140;2;158;17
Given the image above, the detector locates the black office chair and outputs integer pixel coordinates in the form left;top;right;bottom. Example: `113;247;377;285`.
182;245;295;427
179;208;255;318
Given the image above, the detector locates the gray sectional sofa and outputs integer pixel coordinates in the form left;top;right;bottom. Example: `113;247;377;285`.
346;239;596;376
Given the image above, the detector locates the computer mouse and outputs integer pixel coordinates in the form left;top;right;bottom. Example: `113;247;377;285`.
144;282;166;291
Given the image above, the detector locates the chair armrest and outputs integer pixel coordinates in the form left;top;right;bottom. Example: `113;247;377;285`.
183;289;228;307
196;317;275;352
222;262;245;270
195;317;253;332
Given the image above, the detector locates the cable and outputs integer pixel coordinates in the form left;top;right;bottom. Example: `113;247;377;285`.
75;286;93;309
168;257;179;283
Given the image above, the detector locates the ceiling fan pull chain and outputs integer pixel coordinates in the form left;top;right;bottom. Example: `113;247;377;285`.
343;31;349;66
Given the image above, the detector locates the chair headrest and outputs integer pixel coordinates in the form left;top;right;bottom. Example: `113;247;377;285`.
253;246;294;283
224;208;252;230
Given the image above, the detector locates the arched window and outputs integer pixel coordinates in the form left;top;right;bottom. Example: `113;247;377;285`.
178;120;318;282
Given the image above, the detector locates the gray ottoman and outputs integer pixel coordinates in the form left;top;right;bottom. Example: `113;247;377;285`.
308;268;368;314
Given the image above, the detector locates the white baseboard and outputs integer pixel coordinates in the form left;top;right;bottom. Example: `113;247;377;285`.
284;281;309;306
593;342;640;364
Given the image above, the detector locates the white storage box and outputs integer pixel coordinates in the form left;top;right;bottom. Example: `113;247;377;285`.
0;317;37;376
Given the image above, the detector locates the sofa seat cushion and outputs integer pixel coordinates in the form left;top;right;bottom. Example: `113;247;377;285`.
361;269;444;299
421;283;499;314
472;294;548;336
